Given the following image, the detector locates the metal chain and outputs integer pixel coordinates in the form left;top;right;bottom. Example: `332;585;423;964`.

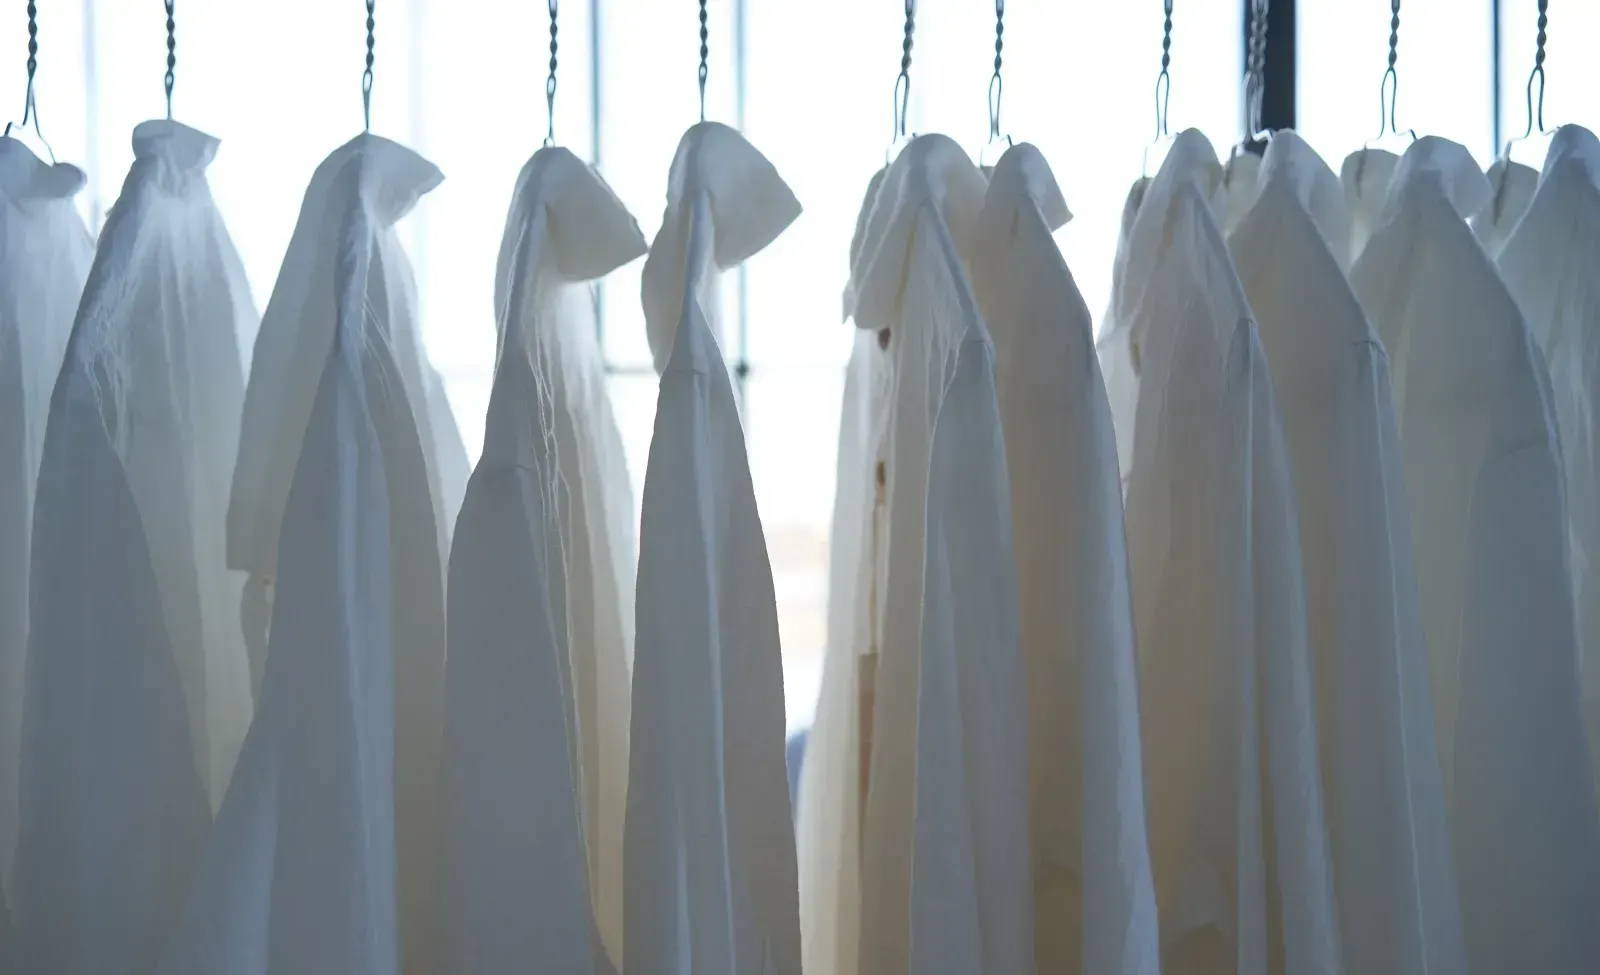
1524;0;1548;136
164;1;175;120
21;0;37;126
697;0;708;122
362;0;376;132
892;0;914;143
987;0;1004;143
1155;0;1173;138
545;0;558;145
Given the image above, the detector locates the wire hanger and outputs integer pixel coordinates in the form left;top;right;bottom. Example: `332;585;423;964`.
978;0;1011;167
544;0;558;146
887;0;915;162
1141;0;1176;177
1227;0;1271;174
361;0;376;133
694;0;709;122
3;1;56;164
1354;0;1416;185
163;1;176;120
1493;0;1553;205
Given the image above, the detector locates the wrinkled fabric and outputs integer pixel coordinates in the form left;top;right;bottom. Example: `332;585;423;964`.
0;137;91;902
846;134;987;975
971;143;1160;975
902;141;1033;975
795;171;883;975
624;121;801;975
1473;157;1538;257
1339;147;1398;266
1099;130;1226;482
1230;130;1464;975
1496;124;1600;801
1124;128;1343;975
439;146;643;974
1219;149;1261;235
204;134;447;975
14;119;261;975
1351;135;1600;975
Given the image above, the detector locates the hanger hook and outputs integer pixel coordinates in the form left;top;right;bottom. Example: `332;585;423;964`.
1375;0;1400;137
696;0;708;123
4;1;53;163
986;0;1004;144
544;0;558;146
1153;0;1172;139
890;0;914;149
1522;0;1548;139
163;1;176;121
361;0;376;133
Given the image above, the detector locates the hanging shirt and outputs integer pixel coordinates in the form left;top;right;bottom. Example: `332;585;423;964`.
1123;128;1343;975
844;134;986;975
0;136;91;903
1219;148;1262;236
13;119;262;975
1230;129;1465;975
439;145;644;974
794;168;884;975
884;138;1034;975
971;143;1161;975
1096;174;1149;481
1339;147;1399;266
203;134;447;975
1496;124;1600;802
1350;134;1600;975
624;120;801;975
1472;157;1538;257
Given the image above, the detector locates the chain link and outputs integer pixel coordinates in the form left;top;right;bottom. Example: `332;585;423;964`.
164;1;176;119
362;0;376;132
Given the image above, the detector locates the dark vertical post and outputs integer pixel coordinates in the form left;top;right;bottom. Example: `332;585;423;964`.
1491;0;1503;151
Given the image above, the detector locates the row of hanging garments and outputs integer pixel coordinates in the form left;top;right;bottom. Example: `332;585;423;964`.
4;3;1600;975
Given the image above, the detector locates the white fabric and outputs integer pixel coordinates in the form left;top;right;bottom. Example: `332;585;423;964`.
794;171;883;975
1472;157;1538;258
846;134;986;975
189;134;447;975
903;142;1033;975
972;143;1160;975
625;121;801;975
0;137;91;901
1099;130;1226;483
1230;130;1465;975
1496;124;1600;800
1339;147;1399;266
1350;134;1600;975
1123;129;1343;975
439;145;643;974
14;119;262;975
1219;149;1261;236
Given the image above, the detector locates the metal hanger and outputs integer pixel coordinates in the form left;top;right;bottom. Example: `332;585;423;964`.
1226;0;1272;179
1354;0;1417;186
544;0;558;146
887;0;916;163
1491;0;1554;214
1141;0;1176;177
163;1;176;120
978;0;1011;167
361;0;376;133
2;1;56;164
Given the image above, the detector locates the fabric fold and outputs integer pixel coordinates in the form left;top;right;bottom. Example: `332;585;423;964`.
624;121;801;975
0;136;91;904
1231;129;1465;975
1123;130;1343;975
1496;123;1600;806
441;144;644;973
1351;133;1600;975
973;143;1161;975
205;134;448;975
14;118;258;975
